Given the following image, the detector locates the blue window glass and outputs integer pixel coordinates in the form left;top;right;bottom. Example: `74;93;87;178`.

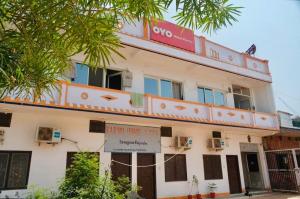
73;63;88;85
198;88;205;103
204;88;214;104
215;91;225;106
144;77;159;95
161;80;173;98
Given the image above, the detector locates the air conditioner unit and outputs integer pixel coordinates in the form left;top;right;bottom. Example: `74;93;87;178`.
207;138;225;150
36;126;62;143
121;70;133;87
175;136;192;149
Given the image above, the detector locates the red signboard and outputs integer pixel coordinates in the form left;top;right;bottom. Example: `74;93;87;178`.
149;20;195;52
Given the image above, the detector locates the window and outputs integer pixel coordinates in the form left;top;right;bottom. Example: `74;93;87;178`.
164;154;187;182
144;77;159;96
0;112;12;127
0;151;31;190
144;77;183;100
89;120;105;133
198;87;225;106
232;85;252;110
72;63;122;90
203;155;223;180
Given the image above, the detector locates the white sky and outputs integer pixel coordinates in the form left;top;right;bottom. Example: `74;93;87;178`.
165;0;300;116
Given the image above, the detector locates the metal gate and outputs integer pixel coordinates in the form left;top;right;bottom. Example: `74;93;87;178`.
265;149;300;192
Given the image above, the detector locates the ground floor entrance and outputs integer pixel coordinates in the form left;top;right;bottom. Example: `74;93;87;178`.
137;154;156;199
226;155;242;194
240;143;265;192
111;153;157;199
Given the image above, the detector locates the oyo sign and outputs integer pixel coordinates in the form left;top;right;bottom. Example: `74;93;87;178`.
150;20;195;52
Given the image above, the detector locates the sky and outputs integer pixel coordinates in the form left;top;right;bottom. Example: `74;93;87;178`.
165;0;300;116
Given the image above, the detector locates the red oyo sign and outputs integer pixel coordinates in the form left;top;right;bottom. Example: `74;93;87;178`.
149;20;195;52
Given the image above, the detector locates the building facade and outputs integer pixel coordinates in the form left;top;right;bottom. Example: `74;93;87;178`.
0;20;279;199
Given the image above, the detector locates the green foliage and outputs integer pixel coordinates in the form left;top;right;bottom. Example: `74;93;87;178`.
57;152;135;199
114;176;141;198
26;185;57;199
0;0;241;99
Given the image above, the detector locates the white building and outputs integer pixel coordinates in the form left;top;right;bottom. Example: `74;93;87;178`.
0;20;279;199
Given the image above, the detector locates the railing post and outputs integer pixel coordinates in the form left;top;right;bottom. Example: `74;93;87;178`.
145;94;152;115
209;105;213;122
199;36;207;57
242;53;248;69
143;19;149;40
251;112;256;128
264;60;270;74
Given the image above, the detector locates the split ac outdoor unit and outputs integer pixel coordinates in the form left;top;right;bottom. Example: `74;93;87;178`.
207;138;225;151
36;126;62;143
175;136;192;149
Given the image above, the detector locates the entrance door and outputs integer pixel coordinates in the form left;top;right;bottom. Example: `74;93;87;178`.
226;155;242;194
111;153;131;181
246;153;263;189
137;154;156;199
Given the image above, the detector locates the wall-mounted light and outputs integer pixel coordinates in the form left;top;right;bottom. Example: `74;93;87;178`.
247;135;251;143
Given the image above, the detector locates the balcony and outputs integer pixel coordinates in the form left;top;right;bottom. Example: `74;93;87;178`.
2;82;279;130
118;20;271;82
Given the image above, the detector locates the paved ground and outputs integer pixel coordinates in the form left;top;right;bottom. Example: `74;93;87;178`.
229;193;300;199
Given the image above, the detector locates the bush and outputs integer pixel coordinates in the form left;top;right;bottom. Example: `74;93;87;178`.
57;152;133;199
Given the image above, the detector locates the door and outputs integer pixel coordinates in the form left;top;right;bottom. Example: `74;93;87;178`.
246;153;263;189
226;155;242;194
111;153;131;181
137;154;156;199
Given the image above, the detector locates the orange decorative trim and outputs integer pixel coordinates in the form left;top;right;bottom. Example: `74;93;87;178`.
80;92;89;100
101;95;117;101
175;105;186;110
241;114;245;120
227;112;235;117
199;36;206;56
143;20;149;39
261;116;267;121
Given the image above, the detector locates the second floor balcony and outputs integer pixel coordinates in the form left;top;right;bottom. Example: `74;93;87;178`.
119;19;272;82
2;81;279;131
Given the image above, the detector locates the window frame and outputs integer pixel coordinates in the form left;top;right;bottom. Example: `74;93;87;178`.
164;154;187;182
73;62;125;90
232;85;254;110
203;154;223;180
197;86;226;106
144;75;184;100
0;151;32;190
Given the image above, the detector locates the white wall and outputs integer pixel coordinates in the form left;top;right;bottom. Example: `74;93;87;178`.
0;110;270;198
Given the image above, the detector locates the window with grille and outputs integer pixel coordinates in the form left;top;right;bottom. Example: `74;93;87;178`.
0;151;31;190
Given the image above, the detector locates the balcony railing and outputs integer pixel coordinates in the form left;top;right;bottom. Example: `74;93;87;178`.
118;20;271;82
2;82;279;130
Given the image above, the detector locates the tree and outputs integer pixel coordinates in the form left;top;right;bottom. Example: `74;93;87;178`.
0;0;241;99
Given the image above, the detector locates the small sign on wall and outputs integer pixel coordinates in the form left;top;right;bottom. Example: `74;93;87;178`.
104;123;161;153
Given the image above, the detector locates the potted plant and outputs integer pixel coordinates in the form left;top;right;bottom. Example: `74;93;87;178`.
208;183;217;198
188;175;202;199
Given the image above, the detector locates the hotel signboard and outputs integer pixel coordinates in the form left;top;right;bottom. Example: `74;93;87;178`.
104;123;161;153
149;20;195;52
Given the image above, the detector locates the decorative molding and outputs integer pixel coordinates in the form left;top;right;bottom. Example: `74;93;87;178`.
101;95;117;101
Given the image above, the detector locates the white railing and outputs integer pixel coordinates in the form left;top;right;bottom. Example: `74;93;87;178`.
2;82;279;130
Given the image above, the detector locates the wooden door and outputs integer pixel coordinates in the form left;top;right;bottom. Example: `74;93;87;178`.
111;153;131;181
226;155;242;194
137;154;156;199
